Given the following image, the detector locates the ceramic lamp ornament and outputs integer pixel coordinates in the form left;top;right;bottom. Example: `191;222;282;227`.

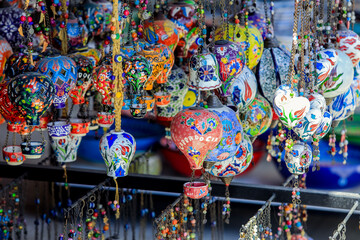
66;13;89;50
143;13;179;51
337;26;360;67
156;66;189;121
188;50;221;90
20;141;45;159
0;81;25;132
8;72;56;126
99;130;136;177
170;107;223;170
240;95;272;139
212;40;246;96
51;135;82;163
316;49;354;98
0;37;12;80
313;111;332;140
352;61;360;106
35;56;77;109
207;134;253;177
228;66;257;112
47;121;71;139
138;47;165;90
327;86;357;123
273;84;310;129
248;10;269;40
93;64;114;106
68;55;94;105
205;95;243;162
0;4;24;47
2;145;25;166
4;52;34;79
123;55;152;95
256;37;291;104
167;0;198;58
215;23;264;70
284;142;312;175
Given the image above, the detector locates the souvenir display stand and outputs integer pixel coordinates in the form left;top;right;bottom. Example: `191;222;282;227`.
1;0;360;238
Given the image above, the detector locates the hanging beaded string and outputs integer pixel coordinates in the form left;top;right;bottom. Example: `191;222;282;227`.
351;0;355;30
338;121;348;164
59;0;69;54
19;0;35;66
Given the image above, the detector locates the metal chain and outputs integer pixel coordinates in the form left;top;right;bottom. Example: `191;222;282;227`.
287;0;300;88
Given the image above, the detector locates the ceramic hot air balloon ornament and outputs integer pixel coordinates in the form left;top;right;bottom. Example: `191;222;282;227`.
4;52;35;79
8;72;56;159
93;64;114;106
212;40;246;96
205;95;243;162
273;84;310;129
315;49;354;99
228;66;258;112
337;25;360;67
35;55;77;109
171;107;222;199
188;50;222;90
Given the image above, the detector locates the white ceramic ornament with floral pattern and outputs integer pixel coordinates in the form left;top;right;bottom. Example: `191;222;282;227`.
293;93;326;140
273;84;310;128
51;135;82;163
188;50;221;90
337;28;360;67
285;142;312;175
313;111;332;139
228;66;257;112
316;49;354;98
327;86;357;122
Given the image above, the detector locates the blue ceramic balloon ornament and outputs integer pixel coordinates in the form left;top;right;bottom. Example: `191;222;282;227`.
205;95;243;162
99;1;136;182
35;55;77;109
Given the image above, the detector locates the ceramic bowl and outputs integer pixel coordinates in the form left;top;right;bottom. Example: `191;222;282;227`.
97;112;115;128
183;182;208;199
70;118;90;137
3;146;25;166
47;121;71;139
20;141;45;159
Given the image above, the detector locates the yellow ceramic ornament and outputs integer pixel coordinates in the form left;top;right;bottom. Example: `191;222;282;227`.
215;23;264;69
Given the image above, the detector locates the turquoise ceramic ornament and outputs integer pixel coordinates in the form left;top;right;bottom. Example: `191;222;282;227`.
284;142;312;175
327;86;357;123
316;49;354;98
205;95;243;162
256;37;291;103
206;134;253;177
228;66;257;112
273;84;310;128
99;130;136;177
35;56;77;109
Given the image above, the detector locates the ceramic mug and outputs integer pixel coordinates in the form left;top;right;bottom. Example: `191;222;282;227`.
97;112;115;128
70;118;90;137
20;141;45;159
47;121;71;139
183;182;208;199
154;92;171;107
3;145;25;166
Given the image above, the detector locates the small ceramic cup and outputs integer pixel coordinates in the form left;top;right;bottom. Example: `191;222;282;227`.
183;182;208;199
142;96;155;112
20;142;45;159
70;118;90;137
130;103;147;119
97;112;115;128
154;91;171;107
47;121;71;139
3;146;25;166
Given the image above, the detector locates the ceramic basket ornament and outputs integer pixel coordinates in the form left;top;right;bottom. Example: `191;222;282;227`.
51;135;82;163
3;145;25;166
212;40;246;96
256;37;291;104
188;50;222;91
170;107;223;170
8;72;56;126
205;95;243;162
273;84;310;129
35;56;77;109
100;130;136;177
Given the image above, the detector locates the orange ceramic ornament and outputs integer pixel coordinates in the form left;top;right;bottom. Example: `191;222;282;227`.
150;43;175;84
138;47;165;90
